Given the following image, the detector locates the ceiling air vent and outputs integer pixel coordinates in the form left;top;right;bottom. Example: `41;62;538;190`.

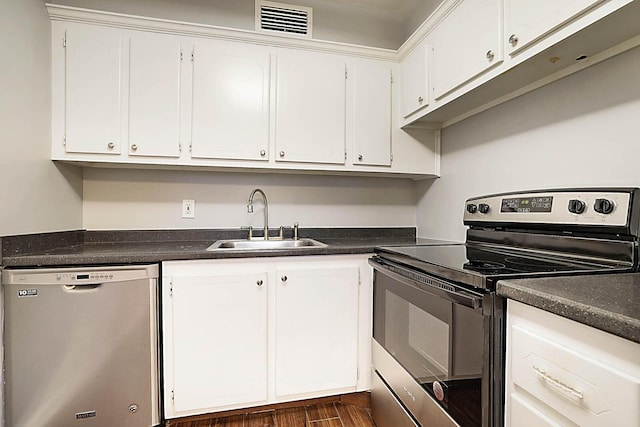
256;0;313;38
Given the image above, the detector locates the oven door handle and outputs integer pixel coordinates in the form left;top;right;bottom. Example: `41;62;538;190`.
369;258;483;309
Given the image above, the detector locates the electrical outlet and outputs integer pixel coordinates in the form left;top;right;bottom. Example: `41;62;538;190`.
182;199;195;218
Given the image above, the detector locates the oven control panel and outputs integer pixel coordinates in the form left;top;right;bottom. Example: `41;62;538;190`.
463;189;635;227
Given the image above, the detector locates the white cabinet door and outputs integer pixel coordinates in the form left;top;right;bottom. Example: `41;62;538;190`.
191;41;271;161
275;53;347;165
167;273;268;414
128;33;183;158
274;265;360;397
64;25;124;155
353;62;392;167
400;40;428;118
431;0;502;100
505;0;604;56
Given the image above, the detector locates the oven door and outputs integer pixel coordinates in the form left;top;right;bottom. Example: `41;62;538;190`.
370;256;497;427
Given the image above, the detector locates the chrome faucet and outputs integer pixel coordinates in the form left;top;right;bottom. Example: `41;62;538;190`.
247;188;269;240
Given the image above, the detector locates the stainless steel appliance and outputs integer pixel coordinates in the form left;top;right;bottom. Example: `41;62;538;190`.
2;264;160;427
370;188;640;427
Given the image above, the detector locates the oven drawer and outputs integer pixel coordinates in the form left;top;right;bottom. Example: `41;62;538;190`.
506;301;640;426
372;339;458;427
371;370;418;427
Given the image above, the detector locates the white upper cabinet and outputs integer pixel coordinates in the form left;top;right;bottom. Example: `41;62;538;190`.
275;53;347;165
505;0;604;56
190;41;271;161
400;40;429;118
431;0;503;100
128;33;183;158
352;62;392;167
49;6;441;178
274;265;360;397
64;25;124;155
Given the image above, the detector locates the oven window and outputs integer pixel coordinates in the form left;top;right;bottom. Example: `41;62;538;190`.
374;270;484;427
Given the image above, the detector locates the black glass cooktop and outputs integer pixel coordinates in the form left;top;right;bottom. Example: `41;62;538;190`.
375;244;627;290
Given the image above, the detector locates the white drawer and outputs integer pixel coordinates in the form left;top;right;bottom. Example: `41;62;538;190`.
510;323;640;425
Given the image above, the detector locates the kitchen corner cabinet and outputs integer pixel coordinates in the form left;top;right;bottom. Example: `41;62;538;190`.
430;0;503;100
400;39;429;119
274;53;347;165
162;255;372;419
190;41;271;161
505;300;640;426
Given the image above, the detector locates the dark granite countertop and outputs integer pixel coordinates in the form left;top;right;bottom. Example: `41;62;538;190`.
497;274;640;344
1;228;457;267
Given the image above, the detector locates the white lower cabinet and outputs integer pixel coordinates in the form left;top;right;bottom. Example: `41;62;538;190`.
162;255;372;419
505;300;640;427
274;265;360;397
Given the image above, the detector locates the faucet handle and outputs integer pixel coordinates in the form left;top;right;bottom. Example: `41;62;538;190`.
241;226;254;240
293;222;299;240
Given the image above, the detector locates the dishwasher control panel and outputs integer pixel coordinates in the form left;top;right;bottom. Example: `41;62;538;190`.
2;264;158;285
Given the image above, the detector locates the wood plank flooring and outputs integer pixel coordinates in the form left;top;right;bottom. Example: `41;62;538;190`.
168;397;375;427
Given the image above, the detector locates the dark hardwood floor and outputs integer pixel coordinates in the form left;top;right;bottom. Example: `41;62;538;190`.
167;394;376;427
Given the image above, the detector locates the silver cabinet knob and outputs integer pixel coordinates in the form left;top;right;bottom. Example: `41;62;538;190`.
279;151;285;157
107;142;115;149
131;144;138;151
509;34;519;46
257;280;263;286
260;150;266;157
281;275;288;283
417;96;424;104
358;154;363;161
486;50;495;61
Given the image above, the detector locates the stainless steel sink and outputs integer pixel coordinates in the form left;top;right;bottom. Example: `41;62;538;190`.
206;238;327;251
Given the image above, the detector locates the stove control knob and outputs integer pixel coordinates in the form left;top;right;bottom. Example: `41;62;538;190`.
594;198;614;214
568;199;586;214
466;203;478;214
478;203;490;214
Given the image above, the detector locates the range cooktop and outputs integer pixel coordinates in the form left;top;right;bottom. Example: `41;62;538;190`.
374;244;629;290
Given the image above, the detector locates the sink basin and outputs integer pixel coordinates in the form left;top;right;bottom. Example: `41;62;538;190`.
206;238;327;251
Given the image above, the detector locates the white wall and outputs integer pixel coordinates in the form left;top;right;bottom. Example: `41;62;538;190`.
416;46;640;242
0;0;82;237
50;0;408;49
83;169;417;230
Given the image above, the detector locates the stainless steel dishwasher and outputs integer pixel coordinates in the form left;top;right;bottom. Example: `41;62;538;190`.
2;264;160;427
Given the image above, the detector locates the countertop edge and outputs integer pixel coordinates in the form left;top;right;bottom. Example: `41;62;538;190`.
497;279;640;344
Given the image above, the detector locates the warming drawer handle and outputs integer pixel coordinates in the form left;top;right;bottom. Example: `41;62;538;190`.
533;365;584;400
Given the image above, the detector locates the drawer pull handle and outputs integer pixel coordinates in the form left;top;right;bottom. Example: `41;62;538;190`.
533;366;584;400
402;386;416;402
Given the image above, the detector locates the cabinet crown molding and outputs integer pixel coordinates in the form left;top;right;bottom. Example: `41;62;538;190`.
45;3;398;61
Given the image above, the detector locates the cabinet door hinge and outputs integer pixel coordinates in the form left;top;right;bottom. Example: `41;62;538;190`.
62;36;66;48
62;135;66;147
358;269;361;285
171;389;175;402
344;150;347;160
390;152;393;162
357;367;360;380
345;67;348;79
191;52;195;62
169;280;174;297
390;72;393;84
180;50;183;61
189;143;193;153
179;142;182;153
